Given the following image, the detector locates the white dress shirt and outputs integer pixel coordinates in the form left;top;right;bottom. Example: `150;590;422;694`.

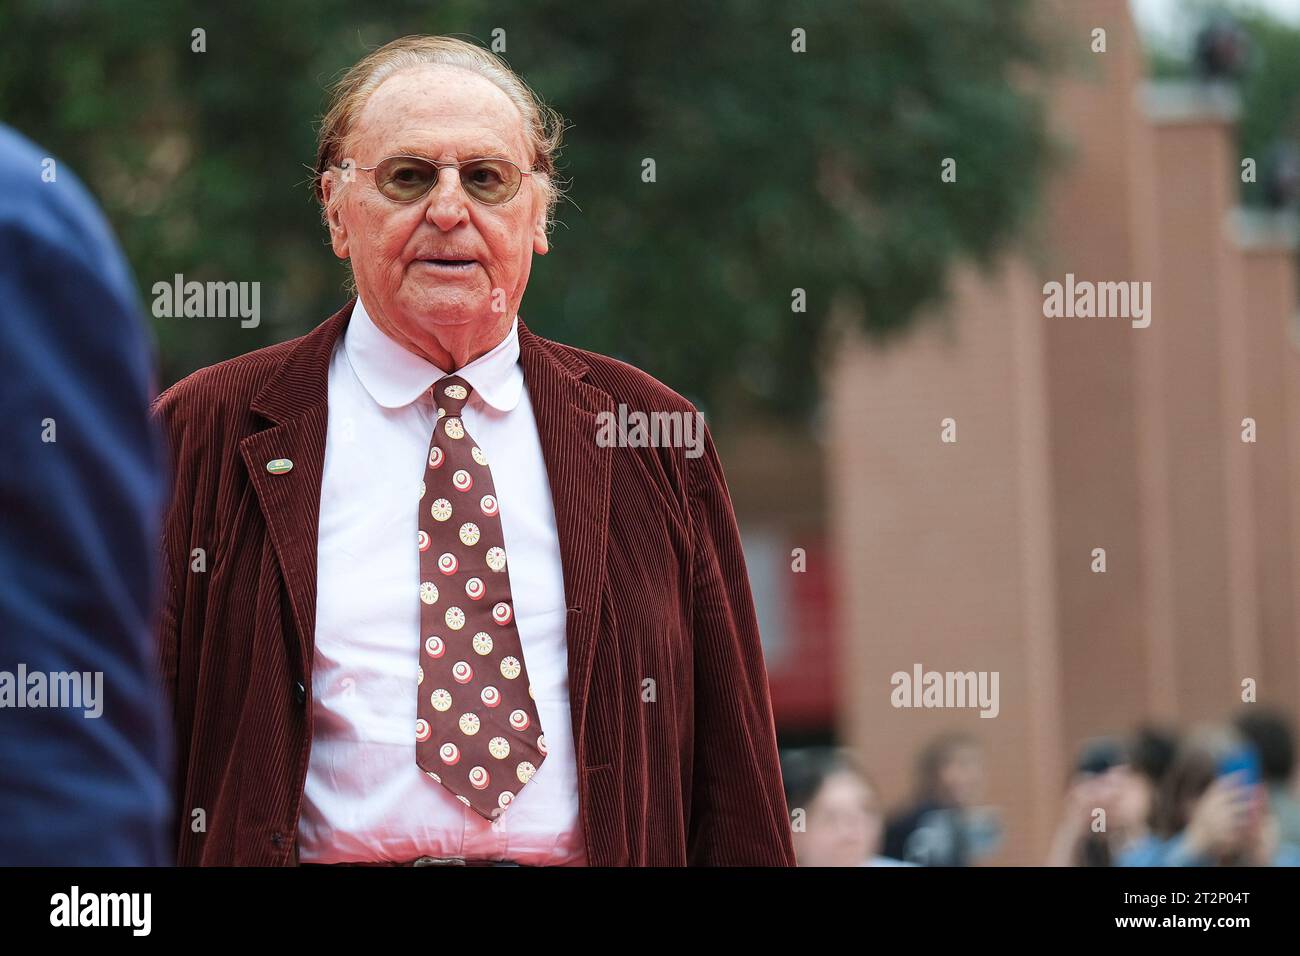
297;297;586;865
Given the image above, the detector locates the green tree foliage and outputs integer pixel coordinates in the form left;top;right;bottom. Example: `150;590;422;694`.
1;0;1055;416
1148;2;1300;213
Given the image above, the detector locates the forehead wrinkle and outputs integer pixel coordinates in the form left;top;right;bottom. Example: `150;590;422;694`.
348;64;531;164
386;139;518;162
347;116;529;168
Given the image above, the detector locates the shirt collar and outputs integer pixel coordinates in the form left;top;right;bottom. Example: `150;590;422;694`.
344;296;524;412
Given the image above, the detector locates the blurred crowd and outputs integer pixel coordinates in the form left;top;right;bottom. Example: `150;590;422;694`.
781;708;1300;867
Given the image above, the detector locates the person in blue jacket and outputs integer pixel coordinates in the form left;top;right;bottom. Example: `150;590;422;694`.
0;123;172;865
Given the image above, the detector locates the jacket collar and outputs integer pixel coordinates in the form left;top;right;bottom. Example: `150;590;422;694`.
249;298;592;424
242;297;609;766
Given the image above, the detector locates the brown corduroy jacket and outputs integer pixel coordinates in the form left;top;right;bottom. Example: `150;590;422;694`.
151;300;795;866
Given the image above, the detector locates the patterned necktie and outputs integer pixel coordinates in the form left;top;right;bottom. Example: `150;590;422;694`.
415;373;547;820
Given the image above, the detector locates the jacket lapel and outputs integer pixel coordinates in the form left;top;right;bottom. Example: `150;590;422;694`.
516;317;613;763
239;300;353;675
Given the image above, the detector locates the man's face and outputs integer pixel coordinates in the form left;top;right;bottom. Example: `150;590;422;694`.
323;64;548;344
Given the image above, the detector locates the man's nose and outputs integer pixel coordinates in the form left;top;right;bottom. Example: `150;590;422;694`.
426;166;469;229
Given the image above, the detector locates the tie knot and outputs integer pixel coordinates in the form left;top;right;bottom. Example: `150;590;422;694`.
432;374;473;417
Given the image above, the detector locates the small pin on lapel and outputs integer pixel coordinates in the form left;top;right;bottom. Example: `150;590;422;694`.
266;458;294;475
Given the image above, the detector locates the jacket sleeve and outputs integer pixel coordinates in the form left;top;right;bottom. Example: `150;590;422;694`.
685;418;796;866
150;386;187;719
149;381;201;860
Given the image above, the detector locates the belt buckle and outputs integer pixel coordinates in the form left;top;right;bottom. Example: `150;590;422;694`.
412;856;466;866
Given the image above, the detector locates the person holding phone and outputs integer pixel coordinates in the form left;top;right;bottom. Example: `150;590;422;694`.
1046;735;1156;866
1118;724;1300;866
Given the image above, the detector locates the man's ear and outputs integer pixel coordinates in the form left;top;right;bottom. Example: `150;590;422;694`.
320;170;351;259
532;211;549;256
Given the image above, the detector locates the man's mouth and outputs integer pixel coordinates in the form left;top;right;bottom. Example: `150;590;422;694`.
416;255;478;271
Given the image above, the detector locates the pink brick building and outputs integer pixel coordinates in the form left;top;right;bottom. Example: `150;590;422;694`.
723;0;1300;864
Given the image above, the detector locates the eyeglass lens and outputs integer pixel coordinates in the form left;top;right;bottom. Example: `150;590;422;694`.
374;157;522;204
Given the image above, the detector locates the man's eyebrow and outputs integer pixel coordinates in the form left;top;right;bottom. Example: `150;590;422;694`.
388;143;514;160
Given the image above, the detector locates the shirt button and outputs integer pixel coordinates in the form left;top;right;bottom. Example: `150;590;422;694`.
293;680;307;707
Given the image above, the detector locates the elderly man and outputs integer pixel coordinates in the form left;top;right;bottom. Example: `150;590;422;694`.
154;35;793;866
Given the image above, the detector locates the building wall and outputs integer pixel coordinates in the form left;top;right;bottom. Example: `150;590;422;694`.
789;0;1298;864
1145;105;1260;720
825;259;1061;866
1236;220;1300;716
1041;0;1161;750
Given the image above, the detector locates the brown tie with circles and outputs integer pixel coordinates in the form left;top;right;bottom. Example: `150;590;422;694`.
415;373;548;820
